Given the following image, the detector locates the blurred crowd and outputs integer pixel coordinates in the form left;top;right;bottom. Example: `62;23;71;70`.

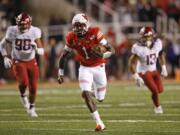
97;0;180;23
0;0;180;84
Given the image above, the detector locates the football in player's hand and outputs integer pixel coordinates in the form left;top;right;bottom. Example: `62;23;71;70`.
91;45;107;57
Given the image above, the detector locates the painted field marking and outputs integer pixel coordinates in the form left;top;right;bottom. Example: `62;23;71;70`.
1;113;180;117
17;128;180;132
0;119;180;123
0;84;180;96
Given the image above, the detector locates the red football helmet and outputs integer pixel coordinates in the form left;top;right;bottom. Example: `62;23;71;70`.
16;12;32;33
72;13;90;37
139;26;155;47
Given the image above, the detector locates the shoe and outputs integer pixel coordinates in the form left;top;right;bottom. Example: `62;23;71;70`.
27;107;38;117
154;106;163;114
95;123;106;132
20;96;30;109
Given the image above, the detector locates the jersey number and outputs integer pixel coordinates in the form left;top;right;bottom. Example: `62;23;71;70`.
147;53;156;65
82;46;90;59
15;39;31;51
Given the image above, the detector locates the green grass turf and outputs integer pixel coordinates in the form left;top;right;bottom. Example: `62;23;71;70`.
0;81;180;135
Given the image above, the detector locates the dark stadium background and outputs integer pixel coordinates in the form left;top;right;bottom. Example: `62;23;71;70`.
0;0;179;83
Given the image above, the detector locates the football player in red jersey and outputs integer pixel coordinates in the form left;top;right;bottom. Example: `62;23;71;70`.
128;27;168;114
58;13;113;131
0;13;44;117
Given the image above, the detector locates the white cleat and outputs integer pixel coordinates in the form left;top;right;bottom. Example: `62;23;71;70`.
154;105;163;114
27;107;38;117
20;96;30;109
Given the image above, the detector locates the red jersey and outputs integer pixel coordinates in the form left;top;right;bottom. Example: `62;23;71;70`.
66;27;106;67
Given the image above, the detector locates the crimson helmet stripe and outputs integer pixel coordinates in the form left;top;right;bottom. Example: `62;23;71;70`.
139;26;154;36
16;12;32;25
82;15;88;21
72;13;90;36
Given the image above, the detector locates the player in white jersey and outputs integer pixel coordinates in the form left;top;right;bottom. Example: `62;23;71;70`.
128;27;168;114
0;12;44;117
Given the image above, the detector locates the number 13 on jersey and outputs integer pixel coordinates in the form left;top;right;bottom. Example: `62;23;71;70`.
147;53;156;65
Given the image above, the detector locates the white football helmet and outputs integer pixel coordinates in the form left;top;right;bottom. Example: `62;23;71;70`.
72;13;90;37
139;26;155;47
16;12;32;33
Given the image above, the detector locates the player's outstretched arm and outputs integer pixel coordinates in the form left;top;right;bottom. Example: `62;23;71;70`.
32;38;44;55
128;54;138;74
0;38;12;68
159;51;168;77
103;43;114;58
128;54;144;87
58;49;71;84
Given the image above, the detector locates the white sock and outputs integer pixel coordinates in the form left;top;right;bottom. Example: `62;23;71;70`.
91;110;102;125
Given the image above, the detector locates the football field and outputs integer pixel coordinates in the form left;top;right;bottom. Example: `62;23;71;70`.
0;80;180;135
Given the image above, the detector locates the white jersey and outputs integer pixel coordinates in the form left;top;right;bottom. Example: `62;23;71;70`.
131;39;163;73
5;25;41;61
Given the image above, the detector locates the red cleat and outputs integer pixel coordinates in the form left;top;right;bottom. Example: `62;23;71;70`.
95;124;106;132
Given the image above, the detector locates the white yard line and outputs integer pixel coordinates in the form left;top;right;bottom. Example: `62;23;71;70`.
1;113;180;117
0;104;112;112
18;128;180;132
0;89;80;96
0;84;179;95
119;103;146;106
20;128;94;132
0;119;180;123
0;100;180;112
124;85;180;91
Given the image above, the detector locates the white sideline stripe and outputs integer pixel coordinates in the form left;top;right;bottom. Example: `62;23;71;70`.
1;113;180;117
18;128;180;132
20;128;94;132
0;84;180;95
124;85;180;90
0;104;112;112
0;89;80;96
0;119;180;123
37;104;112;110
0;100;180;112
119;103;146;106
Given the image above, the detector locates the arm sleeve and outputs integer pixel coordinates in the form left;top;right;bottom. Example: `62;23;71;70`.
0;38;8;56
5;27;13;42
156;39;163;52
34;27;41;39
131;44;138;55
